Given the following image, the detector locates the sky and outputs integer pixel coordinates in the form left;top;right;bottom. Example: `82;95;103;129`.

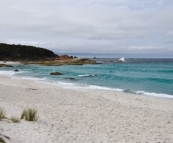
0;0;173;57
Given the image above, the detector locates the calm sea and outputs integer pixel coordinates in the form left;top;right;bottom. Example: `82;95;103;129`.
1;58;173;98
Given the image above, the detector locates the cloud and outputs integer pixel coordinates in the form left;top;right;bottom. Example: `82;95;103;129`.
0;0;173;56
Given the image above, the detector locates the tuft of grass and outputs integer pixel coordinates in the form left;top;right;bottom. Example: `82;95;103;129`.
0;107;6;120
0;138;5;143
21;108;38;121
21;109;27;119
10;116;20;123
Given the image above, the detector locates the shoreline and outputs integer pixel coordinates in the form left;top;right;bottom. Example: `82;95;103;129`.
0;61;21;65
1;71;173;99
1;60;173;99
0;75;173;142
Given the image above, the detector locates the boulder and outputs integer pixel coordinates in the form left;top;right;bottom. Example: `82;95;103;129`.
116;57;125;63
65;78;76;80
58;55;69;60
50;72;63;75
14;70;19;72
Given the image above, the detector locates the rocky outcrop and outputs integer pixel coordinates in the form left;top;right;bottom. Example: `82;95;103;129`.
27;58;96;66
58;55;70;60
116;57;125;63
103;60;114;63
0;64;13;67
50;72;63;75
72;58;96;65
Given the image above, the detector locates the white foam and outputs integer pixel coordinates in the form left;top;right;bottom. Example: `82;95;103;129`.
37;79;173;99
56;82;173;99
119;57;125;62
87;85;124;91
0;71;16;76
21;77;47;81
135;90;173;99
2;69;172;99
52;81;76;87
78;74;96;77
51;81;124;92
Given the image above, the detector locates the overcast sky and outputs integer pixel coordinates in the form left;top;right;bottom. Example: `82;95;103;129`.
0;0;173;57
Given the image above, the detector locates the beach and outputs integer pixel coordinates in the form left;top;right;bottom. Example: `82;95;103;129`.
0;75;173;143
0;61;21;65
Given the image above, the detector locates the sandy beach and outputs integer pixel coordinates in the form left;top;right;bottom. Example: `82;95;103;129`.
0;61;21;65
0;75;173;143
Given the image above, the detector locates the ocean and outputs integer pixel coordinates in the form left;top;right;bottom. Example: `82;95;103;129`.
1;58;173;98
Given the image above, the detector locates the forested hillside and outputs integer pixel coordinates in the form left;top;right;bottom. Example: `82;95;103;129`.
0;43;57;60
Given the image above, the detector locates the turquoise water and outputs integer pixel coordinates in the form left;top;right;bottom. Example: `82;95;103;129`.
1;58;173;98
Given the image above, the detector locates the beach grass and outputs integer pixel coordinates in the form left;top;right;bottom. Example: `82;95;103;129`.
0;107;6;120
10;116;20;123
0;138;5;143
21;108;38;121
21;109;27;119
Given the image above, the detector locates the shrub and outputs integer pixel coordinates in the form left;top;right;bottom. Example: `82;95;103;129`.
0;107;6;120
21;108;38;121
10;116;20;123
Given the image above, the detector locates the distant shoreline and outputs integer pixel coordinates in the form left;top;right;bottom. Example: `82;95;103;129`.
0;61;21;65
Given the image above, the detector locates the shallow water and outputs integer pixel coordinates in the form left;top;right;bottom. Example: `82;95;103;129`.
1;58;173;98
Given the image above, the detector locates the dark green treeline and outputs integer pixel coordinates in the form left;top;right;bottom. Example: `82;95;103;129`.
0;43;57;60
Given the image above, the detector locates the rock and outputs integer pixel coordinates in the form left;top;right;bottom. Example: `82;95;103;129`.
5;65;13;67
0;64;13;67
116;60;123;63
65;78;76;80
50;72;63;75
58;55;69;60
116;57;125;63
27;58;96;66
103;60;114;63
14;70;19;72
72;58;96;64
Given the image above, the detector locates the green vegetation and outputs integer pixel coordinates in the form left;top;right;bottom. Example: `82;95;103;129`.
0;138;5;143
0;108;6;120
0;43;57;61
10;116;20;123
21;108;38;121
21;109;27;119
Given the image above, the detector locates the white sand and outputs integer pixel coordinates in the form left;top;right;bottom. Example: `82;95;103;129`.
0;75;173;143
0;61;21;65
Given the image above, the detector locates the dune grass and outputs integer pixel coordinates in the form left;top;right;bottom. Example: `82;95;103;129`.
0;107;6;120
10;116;20;123
21;108;38;121
21;109;27;119
0;138;5;143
